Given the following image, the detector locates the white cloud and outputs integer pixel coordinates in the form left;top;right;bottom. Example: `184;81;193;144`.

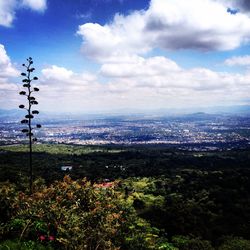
42;65;74;81
21;0;46;11
33;56;250;112
100;55;236;91
0;0;47;27
74;0;250;112
77;0;250;62
0;44;19;78
41;65;98;86
1;54;248;112
100;56;180;78
0;44;20;109
225;55;250;66
0;0;16;27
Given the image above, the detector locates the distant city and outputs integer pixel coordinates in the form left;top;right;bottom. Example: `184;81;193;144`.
1;111;250;151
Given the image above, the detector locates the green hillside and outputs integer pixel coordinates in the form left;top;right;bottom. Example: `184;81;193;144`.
0;144;250;249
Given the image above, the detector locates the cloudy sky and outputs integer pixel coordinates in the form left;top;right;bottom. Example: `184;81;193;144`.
1;0;250;113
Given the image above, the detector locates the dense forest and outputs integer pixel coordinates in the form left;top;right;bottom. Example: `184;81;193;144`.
0;144;250;249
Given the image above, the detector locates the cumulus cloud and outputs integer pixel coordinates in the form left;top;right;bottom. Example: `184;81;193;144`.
0;0;16;27
0;44;19;78
42;65;74;81
74;0;250;111
100;55;240;91
21;0;47;12
34;55;250;112
144;0;250;50
77;0;250;62
37;65;104;112
0;44;20;108
100;56;180;78
225;55;250;66
41;65;97;85
0;0;46;27
0;54;246;112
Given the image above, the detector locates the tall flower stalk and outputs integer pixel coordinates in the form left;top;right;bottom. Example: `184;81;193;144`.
19;57;41;193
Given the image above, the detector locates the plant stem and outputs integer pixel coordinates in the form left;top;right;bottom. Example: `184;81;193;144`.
27;62;33;194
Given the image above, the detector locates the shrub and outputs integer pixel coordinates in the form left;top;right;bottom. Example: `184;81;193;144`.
172;235;214;250
0;240;53;250
218;236;250;250
1;176;165;249
0;182;18;224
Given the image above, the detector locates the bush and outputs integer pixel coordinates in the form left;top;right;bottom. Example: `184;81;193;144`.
218;236;250;250
158;242;178;250
1;176;166;249
0;182;18;224
0;240;53;250
172;235;214;250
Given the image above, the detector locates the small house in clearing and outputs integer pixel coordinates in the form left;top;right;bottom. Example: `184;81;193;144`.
61;166;73;171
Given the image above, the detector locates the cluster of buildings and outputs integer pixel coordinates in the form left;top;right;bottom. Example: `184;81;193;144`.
1;116;250;150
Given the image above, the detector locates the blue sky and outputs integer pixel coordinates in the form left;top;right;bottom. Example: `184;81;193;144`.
1;0;250;113
1;0;149;71
0;0;209;69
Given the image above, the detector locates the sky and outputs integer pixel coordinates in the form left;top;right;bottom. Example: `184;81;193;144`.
1;0;250;114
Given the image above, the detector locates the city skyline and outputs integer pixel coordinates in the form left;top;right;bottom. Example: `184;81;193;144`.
1;0;250;113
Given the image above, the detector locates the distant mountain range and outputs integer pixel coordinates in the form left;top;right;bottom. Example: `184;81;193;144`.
200;105;250;114
0;105;250;119
0;109;22;118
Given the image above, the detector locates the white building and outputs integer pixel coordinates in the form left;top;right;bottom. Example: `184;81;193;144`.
61;166;73;171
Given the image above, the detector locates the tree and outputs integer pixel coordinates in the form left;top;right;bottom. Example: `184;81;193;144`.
19;57;41;193
0;176;167;250
218;237;250;250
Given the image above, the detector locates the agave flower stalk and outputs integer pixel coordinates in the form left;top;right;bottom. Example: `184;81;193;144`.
19;57;41;193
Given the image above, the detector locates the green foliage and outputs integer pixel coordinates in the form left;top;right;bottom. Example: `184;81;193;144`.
0;176;167;250
0;240;53;250
172;235;214;250
0;144;118;155
121;217;161;250
134;170;250;243
1;144;250;248
158;243;178;250
0;182;18;224
218;237;250;250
